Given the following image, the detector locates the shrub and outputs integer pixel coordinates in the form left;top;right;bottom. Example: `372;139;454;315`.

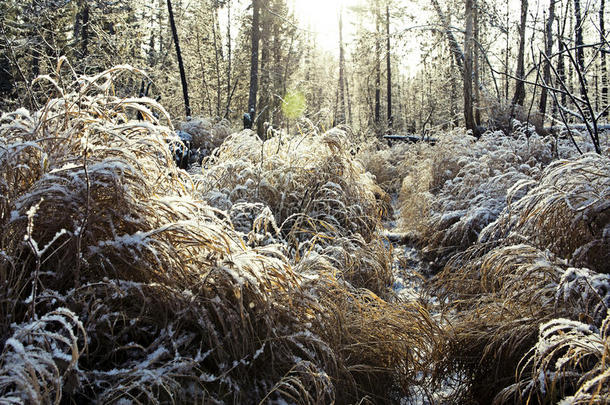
481;153;610;274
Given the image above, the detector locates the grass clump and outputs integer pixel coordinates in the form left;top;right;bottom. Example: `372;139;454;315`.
425;139;610;403
357;139;413;195
480;153;610;273
194;127;394;296
179;116;231;151
0;66;438;404
397;128;574;272
429;244;567;403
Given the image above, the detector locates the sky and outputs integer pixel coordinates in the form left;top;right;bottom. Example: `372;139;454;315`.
290;0;423;76
291;0;360;54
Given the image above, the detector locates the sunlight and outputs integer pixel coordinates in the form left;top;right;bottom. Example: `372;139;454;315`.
292;0;359;52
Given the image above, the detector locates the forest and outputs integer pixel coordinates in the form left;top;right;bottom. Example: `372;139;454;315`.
0;0;609;404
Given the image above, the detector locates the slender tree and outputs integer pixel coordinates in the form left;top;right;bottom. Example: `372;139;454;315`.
539;0;555;119
346;67;353;125
337;7;346;125
431;0;464;72
504;0;510;99
211;7;223;116
464;0;475;131
226;0;232;117
386;2;392;129
601;0;608;118
76;0;90;60
473;0;480;125
512;0;528;106
248;0;261;116
573;0;586;97
556;4;569;108
167;0;191;117
374;0;381;126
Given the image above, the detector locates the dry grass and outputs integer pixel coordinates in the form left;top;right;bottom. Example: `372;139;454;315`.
496;312;610;404
485;99;546;137
357;139;413;195
0;66;440;404
193;127;394;297
179;116;231;151
494;264;610;403
426;150;610;403
3;63;608;405
480;153;610;274
429;244;573;403
396;128;573;272
0;309;85;404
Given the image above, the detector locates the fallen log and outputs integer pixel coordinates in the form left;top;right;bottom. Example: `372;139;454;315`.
383;231;420;246
544;124;610;132
383;134;437;145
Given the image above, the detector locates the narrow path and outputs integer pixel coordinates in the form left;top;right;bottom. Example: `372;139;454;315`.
381;198;430;301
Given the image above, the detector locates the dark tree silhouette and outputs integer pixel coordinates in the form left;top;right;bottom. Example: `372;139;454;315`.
512;0;528;106
167;0;191;117
248;0;261;117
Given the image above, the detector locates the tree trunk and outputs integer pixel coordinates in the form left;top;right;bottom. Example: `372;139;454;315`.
431;0;464;72
147;28;156;67
211;9;222;117
248;0;261;116
573;0;587;97
386;2;392;129
158;0;164;56
337;8;346;125
282;27;296;97
504;0;509;99
256;5;270;137
167;0;190;118
539;0;555;119
346;68;353;126
374;0;381;126
512;0;528;106
226;0;232;118
451;58;459;127
0;52;13;95
464;0;475;131
473;0;480;125
557;9;568;108
272;8;282;126
600;0;607;117
78;0;90;60
195;28;213;116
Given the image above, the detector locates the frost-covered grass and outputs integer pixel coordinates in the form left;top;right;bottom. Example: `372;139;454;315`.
357;139;413;195
0;67;441;404
396;128;576;272
179;116;231;151
392;126;610;403
192;127;393;296
2;64;609;404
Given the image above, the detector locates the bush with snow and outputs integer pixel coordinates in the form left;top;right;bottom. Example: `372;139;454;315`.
179;116;231;151
417;127;610;402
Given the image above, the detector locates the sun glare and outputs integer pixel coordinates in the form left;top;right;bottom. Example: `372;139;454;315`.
292;0;359;53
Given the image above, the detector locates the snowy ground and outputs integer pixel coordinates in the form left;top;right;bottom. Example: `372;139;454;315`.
390;243;428;301
381;199;430;302
383;202;461;404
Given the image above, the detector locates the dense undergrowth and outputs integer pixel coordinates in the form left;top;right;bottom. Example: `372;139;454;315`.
1;67;609;404
390;125;610;403
0;68;440;404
